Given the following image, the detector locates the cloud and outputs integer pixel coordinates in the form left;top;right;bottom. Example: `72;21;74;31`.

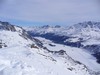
0;0;99;25
0;0;5;7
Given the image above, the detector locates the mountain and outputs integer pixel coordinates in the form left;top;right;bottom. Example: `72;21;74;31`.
25;21;100;45
25;21;100;64
0;21;39;48
0;21;100;75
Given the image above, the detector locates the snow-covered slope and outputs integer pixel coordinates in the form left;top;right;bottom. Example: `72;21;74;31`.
0;21;100;75
0;21;38;48
66;21;100;45
0;45;94;75
25;21;100;63
35;37;100;71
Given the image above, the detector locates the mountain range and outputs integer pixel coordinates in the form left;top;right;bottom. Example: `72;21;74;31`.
0;21;100;75
25;21;100;63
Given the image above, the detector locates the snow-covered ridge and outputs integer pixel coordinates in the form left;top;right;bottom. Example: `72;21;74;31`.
25;21;100;36
0;21;100;75
0;21;38;48
25;21;100;48
25;21;100;47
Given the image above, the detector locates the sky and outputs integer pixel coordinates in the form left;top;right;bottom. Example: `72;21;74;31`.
0;0;100;26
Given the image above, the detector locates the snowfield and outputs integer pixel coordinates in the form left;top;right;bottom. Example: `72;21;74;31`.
35;37;100;72
0;36;100;75
0;31;33;47
0;46;88;75
0;21;100;75
0;45;92;75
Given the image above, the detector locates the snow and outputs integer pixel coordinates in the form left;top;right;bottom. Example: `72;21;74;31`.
82;39;100;46
25;21;100;47
0;45;84;75
0;34;92;75
64;37;80;42
0;30;91;75
14;26;23;33
35;37;100;72
0;22;100;75
0;30;33;47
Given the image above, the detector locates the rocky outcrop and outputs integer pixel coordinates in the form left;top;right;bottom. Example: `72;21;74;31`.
0;40;7;48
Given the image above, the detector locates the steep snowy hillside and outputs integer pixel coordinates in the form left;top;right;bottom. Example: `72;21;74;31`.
0;21;100;75
35;37;100;72
25;21;100;64
0;45;96;75
0;21;39;48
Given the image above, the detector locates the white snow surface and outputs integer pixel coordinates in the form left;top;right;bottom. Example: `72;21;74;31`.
0;31;98;75
35;37;100;72
0;30;33;47
0;23;100;75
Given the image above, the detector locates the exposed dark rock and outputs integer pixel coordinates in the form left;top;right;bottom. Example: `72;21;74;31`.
0;41;7;48
93;52;100;64
54;50;66;55
46;49;66;56
30;44;39;49
33;38;43;48
84;45;100;53
49;44;56;47
0;45;2;48
75;61;82;65
67;67;74;71
55;25;61;28
0;21;16;31
41;25;50;28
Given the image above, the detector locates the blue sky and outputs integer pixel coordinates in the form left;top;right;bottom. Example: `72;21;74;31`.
0;0;100;26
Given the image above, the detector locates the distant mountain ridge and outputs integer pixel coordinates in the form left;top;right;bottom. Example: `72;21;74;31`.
25;21;100;47
25;21;100;64
73;21;100;28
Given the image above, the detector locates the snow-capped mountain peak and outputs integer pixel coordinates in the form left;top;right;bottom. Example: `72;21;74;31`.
72;21;100;29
